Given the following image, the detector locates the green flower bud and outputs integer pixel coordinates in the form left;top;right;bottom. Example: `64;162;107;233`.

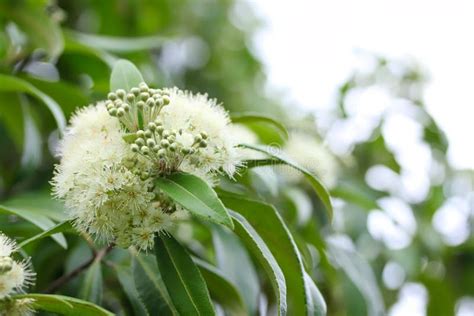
160;139;170;148
156;126;164;135
168;135;175;143
126;93;135;102
137;130;145;138
135;138;145;146
144;130;153;138
140;92;150;101
181;147;191;155
123;104;131;112
200;131;208;139
131;87;140;96
139;82;149;92
199;140;208;148
169;143;177;152
146;139;156;147
162;95;170;105
146;98;155;107
108;108;117;116
114;99;123;106
0;256;13;275
117;108;125;117
107;92;117;101
158;149;167;158
162;130;170;138
140;171;149;180
141;146;150;155
194;134;202;143
148;122;156;131
154;97;163;106
153;145;160;153
136;101;145;109
131;144;139;153
106;101;114;110
116;89;126;98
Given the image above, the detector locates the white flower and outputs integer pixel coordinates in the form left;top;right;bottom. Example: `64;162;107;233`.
281;132;339;188
52;84;246;250
0;234;35;300
0;298;35;316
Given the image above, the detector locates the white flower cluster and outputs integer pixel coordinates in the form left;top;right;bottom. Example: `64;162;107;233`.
0;234;35;315
52;84;244;250
282;132;339;188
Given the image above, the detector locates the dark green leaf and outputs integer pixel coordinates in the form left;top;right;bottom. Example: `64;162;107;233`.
18;220;72;249
114;264;149;316
155;172;233;229
240;144;333;220
132;254;177;316
110;59;144;92
231;113;289;140
155;235;215;315
230;211;287;315
13;294;113;316
79;259;103;305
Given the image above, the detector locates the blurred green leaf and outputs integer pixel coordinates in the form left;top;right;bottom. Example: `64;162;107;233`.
79;259;103;305
155;234;215;315
18;220;72;249
110;59;144;92
114;263;149;316
155;172;233;229
231;113;289;141
0;74;66;132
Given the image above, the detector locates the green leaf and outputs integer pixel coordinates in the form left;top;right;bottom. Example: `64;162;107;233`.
155;172;233;229
13;294;113;316
194;257;247;316
114;264;149;316
304;272;327;316
212;225;260;315
220;192;324;316
18;220;72;249
132;254;177;316
326;235;385;316
64;34;117;68
110;59;144;92
231;113;289;140
230;211;287;315
79;259;103;305
3;5;64;60
241;144;333;220
0;74;66;133
68;30;166;53
155;235;215;316
0;203;66;248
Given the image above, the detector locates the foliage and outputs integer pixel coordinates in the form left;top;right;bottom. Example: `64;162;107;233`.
0;1;472;316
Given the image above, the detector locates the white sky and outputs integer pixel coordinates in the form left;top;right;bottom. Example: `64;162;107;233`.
250;0;474;170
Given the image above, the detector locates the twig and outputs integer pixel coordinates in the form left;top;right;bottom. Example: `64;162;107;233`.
43;244;114;294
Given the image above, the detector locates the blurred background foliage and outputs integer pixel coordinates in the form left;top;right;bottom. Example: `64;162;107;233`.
0;0;473;315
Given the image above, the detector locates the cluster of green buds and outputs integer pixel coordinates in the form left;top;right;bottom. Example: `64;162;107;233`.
0;256;12;275
106;82;170;132
129;122;209;175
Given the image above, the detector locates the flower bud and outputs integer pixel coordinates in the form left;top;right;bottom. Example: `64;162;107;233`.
131;144;139;153
200;131;208;139
114;99;123;106
162;95;170;105
108;108;117;116
123;104;131;112
135;138;145;146
117;108;125;117
126;93;135;102
116;89;126;98
107;92;117;101
146;139;156;147
194;134;202;143
137;101;145;109
131;87;140;96
106;101;114;110
0;256;13;275
139;82;149;92
169;143;177;152
137;130;145;138
181;148;191;154
199;140;208;148
141;146;150;155
158;149;167;158
160;139;170;148
140;92;150;101
162;130;170;138
156;126;164;135
146;98;155;107
153;145;160;153
148;122;156;131
144;130;153;138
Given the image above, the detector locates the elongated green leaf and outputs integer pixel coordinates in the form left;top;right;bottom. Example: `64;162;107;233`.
241;144;333;220
79;259;103;305
230;211;287;315
326;235;385;316
64;35;117;68
155;172;233;229
68;30;166;53
0;204;66;248
132;254;177;316
155;235;215;315
2;5;64;60
110;59;144;92
114;264;149;316
18;220;72;249
221;192;322;316
212;225;260;315
231;113;289;140
304;273;327;316
0;74;66;132
13;294;113;316
194;257;247;316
